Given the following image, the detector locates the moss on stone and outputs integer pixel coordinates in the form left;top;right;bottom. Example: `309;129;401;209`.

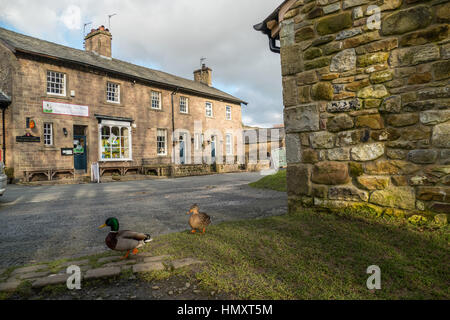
349;162;364;177
311;82;333;101
316;12;353;36
304;47;323;60
304;56;331;70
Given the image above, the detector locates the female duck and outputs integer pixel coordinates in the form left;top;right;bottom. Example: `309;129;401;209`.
187;204;211;234
99;217;152;259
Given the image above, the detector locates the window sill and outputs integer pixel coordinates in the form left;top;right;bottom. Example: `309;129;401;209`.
100;159;133;162
151;108;164;112
40;146;59;151
45;94;69;100
105;101;122;106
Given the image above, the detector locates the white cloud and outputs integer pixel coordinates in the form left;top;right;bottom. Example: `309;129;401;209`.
0;0;284;127
60;5;82;30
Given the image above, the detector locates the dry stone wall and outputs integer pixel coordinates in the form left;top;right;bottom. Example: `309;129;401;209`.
281;0;449;216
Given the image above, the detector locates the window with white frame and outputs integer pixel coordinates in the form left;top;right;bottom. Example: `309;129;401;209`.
157;129;167;155
226;105;232;120
106;82;120;103
205;102;213;117
46;71;66;96
100;121;132;161
180;96;188;114
151;91;162;110
226;134;233;155
43;123;53;146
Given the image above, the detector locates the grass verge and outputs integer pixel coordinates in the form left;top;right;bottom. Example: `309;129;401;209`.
143;209;449;300
249;169;287;192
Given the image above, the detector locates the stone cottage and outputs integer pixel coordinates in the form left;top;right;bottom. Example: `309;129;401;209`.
0;26;247;182
255;0;449;215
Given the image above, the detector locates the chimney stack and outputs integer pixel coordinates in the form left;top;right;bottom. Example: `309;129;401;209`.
84;25;112;58
193;64;212;87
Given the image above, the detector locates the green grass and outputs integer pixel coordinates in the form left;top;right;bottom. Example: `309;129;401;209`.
249;169;287;192
144;210;449;300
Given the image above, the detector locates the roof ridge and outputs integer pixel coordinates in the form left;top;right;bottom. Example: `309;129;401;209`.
0;27;246;105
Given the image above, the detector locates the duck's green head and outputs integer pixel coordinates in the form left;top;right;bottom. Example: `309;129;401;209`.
99;217;119;232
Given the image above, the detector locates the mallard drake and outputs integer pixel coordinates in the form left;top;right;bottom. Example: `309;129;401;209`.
99;217;152;259
187;204;211;234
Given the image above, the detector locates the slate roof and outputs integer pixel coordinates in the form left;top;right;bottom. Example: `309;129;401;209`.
0;27;246;105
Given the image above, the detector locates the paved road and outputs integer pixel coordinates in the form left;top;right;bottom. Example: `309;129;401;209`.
0;172;287;268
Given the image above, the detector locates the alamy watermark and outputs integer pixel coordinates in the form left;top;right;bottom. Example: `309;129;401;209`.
66;265;82;290
366;265;381;290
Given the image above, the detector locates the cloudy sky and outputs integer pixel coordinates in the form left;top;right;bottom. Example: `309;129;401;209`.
0;0;283;128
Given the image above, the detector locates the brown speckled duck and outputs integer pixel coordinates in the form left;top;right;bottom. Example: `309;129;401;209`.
187;204;211;234
99;217;152;259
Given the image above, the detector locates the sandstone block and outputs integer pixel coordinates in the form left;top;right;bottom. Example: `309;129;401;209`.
310;131;335;149
381;6;433;36
287;164;312;196
285;104;320;133
351;143;385;161
311;161;350;185
407;149;438;164
327;114;354;132
370;186;416;210
432;123;450;148
357;175;390;190
328;186;369;201
330;48;356;72
316;12;353;35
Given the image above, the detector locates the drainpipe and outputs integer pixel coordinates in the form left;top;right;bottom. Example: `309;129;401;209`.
171;87;180;164
2;107;6;165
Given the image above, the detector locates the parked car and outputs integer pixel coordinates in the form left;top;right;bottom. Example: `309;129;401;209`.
0;162;7;196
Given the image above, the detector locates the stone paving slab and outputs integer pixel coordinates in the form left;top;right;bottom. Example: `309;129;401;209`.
18;271;51;280
132;262;165;273
11;265;48;276
0;254;206;292
85;267;121;280
143;255;171;263
32;274;70;288
0;281;21;292
59;259;90;268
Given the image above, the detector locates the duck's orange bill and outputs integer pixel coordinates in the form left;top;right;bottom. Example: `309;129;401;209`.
99;224;107;229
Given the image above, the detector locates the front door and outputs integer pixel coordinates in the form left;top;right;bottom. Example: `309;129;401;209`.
211;136;216;163
179;134;186;165
73;135;87;171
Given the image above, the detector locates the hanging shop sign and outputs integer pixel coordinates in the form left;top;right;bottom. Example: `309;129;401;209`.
16;133;40;143
43;101;89;117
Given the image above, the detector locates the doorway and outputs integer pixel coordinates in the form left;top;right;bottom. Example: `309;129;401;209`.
211;135;216;163
73;125;87;172
179;134;186;165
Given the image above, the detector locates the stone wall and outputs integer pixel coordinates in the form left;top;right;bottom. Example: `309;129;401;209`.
280;0;449;215
1;49;243;180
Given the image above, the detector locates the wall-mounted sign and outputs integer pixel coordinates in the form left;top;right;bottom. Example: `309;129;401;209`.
61;148;74;156
43;101;89;117
16;133;40;143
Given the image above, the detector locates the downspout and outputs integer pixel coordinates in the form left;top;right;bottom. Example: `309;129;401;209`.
2;107;6;166
171;87;180;164
269;35;280;54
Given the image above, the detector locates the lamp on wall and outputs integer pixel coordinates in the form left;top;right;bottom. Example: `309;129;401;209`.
63;128;68;136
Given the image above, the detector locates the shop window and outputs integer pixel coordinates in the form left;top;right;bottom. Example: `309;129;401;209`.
107;82;120;103
100;121;132;161
47;71;66;96
44;123;53;146
151;91;162;110
180;96;188;114
157;129;167;156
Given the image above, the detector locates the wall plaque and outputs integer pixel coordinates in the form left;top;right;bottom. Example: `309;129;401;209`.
16;134;40;143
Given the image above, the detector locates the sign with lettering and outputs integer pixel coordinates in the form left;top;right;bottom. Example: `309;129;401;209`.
43;101;89;117
61;148;74;156
16;134;40;143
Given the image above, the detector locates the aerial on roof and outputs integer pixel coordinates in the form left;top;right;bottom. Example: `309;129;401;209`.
0;27;246;105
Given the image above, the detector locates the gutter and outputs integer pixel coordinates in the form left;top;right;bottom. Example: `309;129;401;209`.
253;0;296;54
